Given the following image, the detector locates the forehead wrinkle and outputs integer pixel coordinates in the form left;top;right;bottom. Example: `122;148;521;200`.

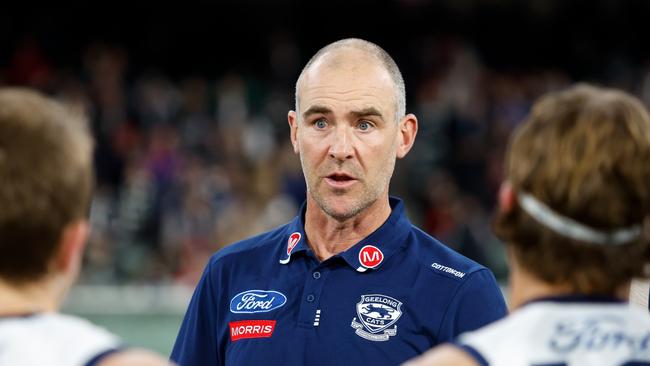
305;85;391;94
301;97;391;122
301;87;392;106
302;96;389;114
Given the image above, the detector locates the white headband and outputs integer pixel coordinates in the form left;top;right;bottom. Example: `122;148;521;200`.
517;192;642;245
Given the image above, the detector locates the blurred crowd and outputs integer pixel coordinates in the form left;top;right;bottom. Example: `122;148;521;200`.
3;36;649;286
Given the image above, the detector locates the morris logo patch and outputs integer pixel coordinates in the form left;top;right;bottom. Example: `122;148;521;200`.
229;320;276;341
230;290;287;314
351;294;402;341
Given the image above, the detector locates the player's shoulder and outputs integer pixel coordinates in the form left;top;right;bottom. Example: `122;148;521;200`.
407;225;490;282
3;313;117;343
451;303;546;364
457;301;650;364
36;315;170;366
208;221;293;267
0;313;121;365
462;302;542;340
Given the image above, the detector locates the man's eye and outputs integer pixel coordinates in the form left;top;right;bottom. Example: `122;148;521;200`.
358;121;372;131
315;119;328;129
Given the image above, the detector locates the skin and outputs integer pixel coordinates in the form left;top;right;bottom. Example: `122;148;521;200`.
288;47;417;261
101;350;174;366
401;344;478;366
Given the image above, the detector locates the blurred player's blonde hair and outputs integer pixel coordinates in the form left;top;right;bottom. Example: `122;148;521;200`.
0;88;93;283
495;84;650;294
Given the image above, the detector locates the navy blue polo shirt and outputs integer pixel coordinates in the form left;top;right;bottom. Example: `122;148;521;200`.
171;197;507;365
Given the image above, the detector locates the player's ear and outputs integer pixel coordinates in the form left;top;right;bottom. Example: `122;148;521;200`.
396;114;418;159
498;181;515;214
55;220;89;275
288;110;300;154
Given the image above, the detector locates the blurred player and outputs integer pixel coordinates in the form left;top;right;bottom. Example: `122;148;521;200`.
0;88;172;366
404;84;650;366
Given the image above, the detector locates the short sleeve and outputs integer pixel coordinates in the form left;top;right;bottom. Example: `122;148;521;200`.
437;269;507;342
170;260;220;366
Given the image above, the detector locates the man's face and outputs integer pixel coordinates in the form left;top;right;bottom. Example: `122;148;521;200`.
289;54;404;221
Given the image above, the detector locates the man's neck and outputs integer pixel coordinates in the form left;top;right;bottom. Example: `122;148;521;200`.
508;258;630;310
0;278;60;316
304;195;392;262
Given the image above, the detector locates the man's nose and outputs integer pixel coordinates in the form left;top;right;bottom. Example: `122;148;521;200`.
329;125;354;161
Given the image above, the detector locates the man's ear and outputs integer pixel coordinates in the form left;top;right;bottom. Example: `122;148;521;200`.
498;181;516;214
55;220;89;275
288;110;300;154
396;114;418;159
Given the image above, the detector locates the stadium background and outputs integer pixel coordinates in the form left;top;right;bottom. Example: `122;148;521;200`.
3;0;650;354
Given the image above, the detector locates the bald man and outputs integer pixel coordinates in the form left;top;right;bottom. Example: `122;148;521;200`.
171;38;506;366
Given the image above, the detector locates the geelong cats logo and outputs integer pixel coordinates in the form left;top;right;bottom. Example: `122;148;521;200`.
351;294;403;341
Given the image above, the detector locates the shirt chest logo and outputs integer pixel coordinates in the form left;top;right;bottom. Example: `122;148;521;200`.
230;290;287;313
351;294;403;341
229;320;276;341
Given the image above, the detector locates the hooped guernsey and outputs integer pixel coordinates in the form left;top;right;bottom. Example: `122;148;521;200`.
453;295;650;366
171;197;507;365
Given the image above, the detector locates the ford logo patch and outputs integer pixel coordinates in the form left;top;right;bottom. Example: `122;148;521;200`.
230;290;287;314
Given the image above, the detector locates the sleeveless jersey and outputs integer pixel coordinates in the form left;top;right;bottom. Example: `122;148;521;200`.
456;297;650;366
0;313;120;366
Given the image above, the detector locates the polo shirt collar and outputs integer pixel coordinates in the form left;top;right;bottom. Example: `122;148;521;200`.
279;197;411;272
278;203;309;264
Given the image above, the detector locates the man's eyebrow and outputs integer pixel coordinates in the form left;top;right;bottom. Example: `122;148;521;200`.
350;107;384;118
302;105;332;118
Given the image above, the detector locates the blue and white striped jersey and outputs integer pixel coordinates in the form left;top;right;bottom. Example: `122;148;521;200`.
456;296;650;366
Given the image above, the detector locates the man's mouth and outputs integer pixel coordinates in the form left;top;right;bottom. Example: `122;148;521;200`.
328;173;354;181
324;172;357;188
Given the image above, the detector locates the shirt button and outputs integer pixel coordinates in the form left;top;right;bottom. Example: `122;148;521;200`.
312;271;321;279
306;294;315;302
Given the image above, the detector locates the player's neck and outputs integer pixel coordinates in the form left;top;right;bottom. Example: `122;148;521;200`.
508;266;571;310
304;195;392;262
507;257;630;310
0;277;61;316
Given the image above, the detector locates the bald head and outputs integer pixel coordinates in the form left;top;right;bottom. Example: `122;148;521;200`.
295;38;406;123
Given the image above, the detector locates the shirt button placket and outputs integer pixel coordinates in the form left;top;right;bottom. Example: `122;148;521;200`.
298;267;327;328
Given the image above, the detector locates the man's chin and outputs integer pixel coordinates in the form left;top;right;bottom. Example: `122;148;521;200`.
318;196;369;221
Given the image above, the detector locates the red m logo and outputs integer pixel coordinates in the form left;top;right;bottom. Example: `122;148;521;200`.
359;245;383;268
362;251;381;262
